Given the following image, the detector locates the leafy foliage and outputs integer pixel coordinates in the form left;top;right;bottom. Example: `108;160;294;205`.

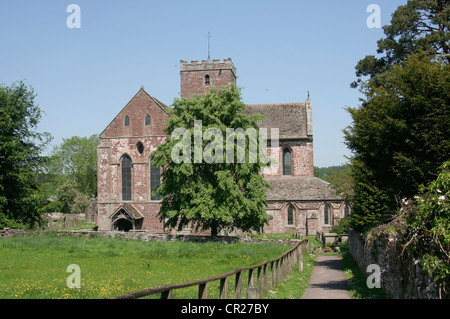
402;161;449;290
0;81;52;227
151;85;270;236
344;53;450;231
352;0;449;88
41;135;99;214
315;164;354;201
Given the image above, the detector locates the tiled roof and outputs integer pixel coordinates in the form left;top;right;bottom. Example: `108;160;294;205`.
245;103;309;139
265;177;343;201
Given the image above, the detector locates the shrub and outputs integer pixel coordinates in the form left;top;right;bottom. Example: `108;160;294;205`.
401;161;449;296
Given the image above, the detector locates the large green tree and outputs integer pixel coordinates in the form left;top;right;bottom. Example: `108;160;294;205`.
344;53;450;231
0;81;51;227
151;85;270;236
352;0;449;88
43;135;99;214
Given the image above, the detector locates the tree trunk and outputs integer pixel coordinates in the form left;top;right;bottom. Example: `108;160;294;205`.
211;224;218;237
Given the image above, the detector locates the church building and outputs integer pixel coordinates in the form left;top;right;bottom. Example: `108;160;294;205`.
96;58;349;235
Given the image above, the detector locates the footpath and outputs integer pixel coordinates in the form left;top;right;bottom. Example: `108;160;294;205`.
302;255;352;299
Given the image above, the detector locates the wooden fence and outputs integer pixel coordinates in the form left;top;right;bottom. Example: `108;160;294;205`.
109;239;309;299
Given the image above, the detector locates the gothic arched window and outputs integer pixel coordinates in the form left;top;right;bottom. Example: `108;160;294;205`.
121;155;132;201
344;203;351;218
137;141;144;155
145;114;151;126
124;115;130;127
287;204;294;225
150;161;161;201
283;148;292;176
324;204;330;225
205;74;210;86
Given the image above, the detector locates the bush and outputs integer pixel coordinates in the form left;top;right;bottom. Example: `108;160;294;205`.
401;161;449;296
0;213;27;229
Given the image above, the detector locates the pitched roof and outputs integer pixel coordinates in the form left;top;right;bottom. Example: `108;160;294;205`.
100;87;169;138
244;103;310;139
264;177;343;201
110;203;144;220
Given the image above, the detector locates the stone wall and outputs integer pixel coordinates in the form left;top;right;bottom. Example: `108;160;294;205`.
348;229;443;299
0;228;27;238
56;229;303;246
180;59;236;98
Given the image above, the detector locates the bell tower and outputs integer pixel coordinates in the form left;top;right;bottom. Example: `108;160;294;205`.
180;58;237;99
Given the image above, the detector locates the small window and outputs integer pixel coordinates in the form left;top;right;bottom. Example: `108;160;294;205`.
137;142;144;155
283;148;292;176
124;115;130;127
287;204;294;225
205;74;210;86
145;114;151;126
324;204;330;225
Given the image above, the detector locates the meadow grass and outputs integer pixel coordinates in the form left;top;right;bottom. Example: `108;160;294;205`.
263;250;316;299
262;236;318;299
0;233;291;299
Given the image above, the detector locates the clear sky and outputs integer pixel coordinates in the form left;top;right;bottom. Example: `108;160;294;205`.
0;0;407;167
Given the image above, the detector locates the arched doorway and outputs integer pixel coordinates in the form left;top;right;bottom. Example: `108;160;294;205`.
113;218;133;232
109;204;144;232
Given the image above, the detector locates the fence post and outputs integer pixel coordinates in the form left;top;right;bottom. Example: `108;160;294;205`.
161;289;173;299
248;268;254;288
198;283;208;299
257;266;263;298
247;286;258;299
263;263;268;295
277;258;282;282
271;261;276;289
298;255;303;272
219;277;228;299
235;271;242;299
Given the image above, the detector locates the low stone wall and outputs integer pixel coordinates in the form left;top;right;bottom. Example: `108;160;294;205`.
316;232;348;247
56;230;304;246
0;228;27;238
348;229;442;299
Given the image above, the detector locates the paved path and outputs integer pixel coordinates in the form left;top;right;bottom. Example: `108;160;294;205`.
302;255;352;299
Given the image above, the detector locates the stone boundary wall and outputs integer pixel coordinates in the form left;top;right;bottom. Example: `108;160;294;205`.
55;230;303;246
0;228;304;246
348;229;443;299
0;229;27;238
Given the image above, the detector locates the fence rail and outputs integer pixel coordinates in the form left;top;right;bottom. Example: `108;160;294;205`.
109;239;309;299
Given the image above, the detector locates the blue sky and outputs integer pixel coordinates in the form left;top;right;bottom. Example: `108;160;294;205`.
0;0;407;167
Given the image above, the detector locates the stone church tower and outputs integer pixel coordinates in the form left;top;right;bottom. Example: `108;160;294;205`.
96;58;349;235
180;58;236;97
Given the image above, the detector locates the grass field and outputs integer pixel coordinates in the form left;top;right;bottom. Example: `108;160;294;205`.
0;233;292;299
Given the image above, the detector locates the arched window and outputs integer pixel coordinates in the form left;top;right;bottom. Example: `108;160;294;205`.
287;204;294;225
283;148;292;176
137;141;144;155
324;204;330;225
145;114;151;126
344;203;350;218
205;74;210;86
121;155;132;201
124;115;130;127
150;161;161;201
